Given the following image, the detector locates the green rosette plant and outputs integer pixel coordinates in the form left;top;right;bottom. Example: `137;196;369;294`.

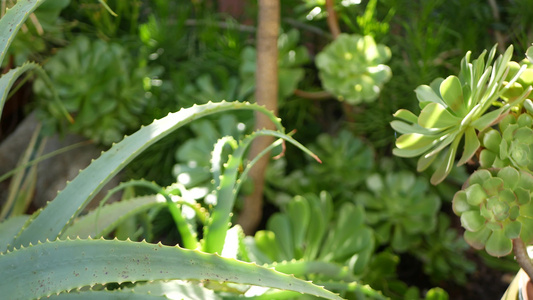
391;45;532;185
34;35;147;145
412;214;475;285
452;167;533;257
245;192;383;298
315;33;392;104
265;130;374;204
480;113;533;171
355;171;441;252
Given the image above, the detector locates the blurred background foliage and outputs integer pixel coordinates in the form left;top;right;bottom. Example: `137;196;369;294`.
4;0;533;298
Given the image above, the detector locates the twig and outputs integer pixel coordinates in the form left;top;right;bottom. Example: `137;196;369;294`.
325;0;341;39
513;238;533;281
282;18;332;38
294;89;333;100
487;0;506;52
185;19;256;33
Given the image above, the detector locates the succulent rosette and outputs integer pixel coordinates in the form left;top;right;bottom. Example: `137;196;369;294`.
316;34;392;104
391;45;532;185
355;171;441;252
480;113;533;171
452;167;533;257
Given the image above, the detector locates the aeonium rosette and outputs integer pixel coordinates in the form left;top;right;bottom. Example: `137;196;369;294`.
480;113;533;171
452;167;533;257
391;45;532;185
316;34;392;104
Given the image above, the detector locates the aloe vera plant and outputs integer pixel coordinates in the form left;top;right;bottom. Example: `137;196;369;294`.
0;1;342;299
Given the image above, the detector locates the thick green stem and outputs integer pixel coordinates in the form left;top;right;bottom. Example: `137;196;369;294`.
513;238;533;281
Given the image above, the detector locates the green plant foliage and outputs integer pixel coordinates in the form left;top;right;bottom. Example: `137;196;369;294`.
316;33;392;104
392;45;532;185
0;238;341;300
480;113;533;171
355;171;441;252
173;114;248;192
244;191;378;298
239;29;310;100
250;192;374;274
411;214;475;285
8;0;70;64
266;130;374;204
33;35;147;145
452;167;533;257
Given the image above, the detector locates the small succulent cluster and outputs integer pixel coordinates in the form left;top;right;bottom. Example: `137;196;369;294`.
480;113;533;171
34;36;147;145
452;167;533;257
316;34;392;104
355;171;441;252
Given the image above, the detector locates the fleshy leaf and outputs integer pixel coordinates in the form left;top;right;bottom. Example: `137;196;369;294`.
439;76;464;113
485;229;513;257
418;103;461;129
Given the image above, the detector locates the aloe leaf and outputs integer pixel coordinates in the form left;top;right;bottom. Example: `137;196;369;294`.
48;290;169;300
0;63;40;116
122;280;221;300
10;102;281;250
0;215;29;252
203;129;318;254
0;0;46;67
62;195;166;239
0;239;342;300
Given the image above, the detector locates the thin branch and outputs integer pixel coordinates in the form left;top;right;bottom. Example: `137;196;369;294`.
282;18;332;38
185;19;256;33
294;89;333;100
487;0;506;52
513;238;533;281
325;0;341;39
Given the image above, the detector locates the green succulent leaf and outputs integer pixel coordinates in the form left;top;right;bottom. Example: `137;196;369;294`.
485;229;513;257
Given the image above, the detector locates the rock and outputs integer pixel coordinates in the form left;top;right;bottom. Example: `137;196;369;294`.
0;112;122;213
